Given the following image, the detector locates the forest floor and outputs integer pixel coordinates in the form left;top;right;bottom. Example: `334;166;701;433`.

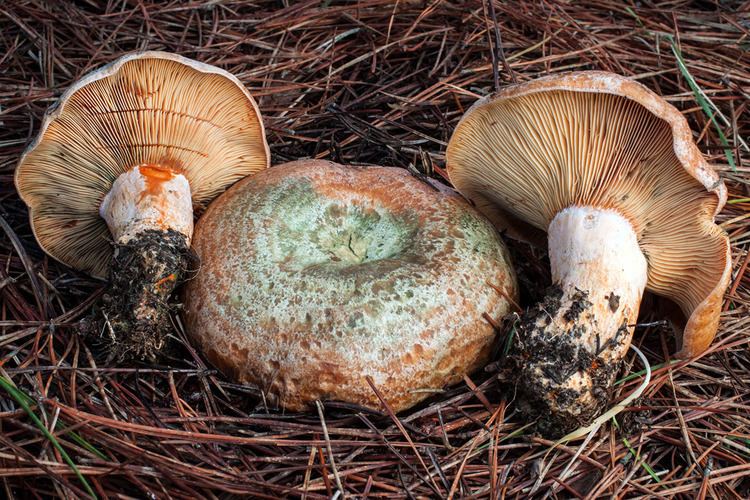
1;1;749;498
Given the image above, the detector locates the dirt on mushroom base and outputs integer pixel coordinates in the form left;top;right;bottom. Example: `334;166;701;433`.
501;285;629;438
86;229;193;361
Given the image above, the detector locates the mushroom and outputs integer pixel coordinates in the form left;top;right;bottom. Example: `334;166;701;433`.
15;51;270;360
183;160;518;412
446;71;731;436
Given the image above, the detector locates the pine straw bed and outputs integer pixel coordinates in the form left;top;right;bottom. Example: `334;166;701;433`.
1;1;749;498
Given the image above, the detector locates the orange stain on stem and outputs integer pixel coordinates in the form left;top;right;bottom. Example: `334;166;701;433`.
155;273;178;289
138;164;174;201
138;163;174;203
136;164;178;228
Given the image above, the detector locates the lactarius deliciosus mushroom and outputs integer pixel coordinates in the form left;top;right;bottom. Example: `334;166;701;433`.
15;51;269;360
184;160;518;411
446;71;731;436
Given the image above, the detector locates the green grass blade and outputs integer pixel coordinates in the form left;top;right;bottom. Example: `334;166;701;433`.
5;386;108;460
501;320;517;357
624;7;644;27
616;359;680;385
669;36;736;171
67;431;108;461
0;377;97;499
613;418;661;483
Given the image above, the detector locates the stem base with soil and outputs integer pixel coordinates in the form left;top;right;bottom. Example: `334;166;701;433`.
100;229;190;361
507;206;648;437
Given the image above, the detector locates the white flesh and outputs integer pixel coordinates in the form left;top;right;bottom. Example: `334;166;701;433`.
100;165;193;244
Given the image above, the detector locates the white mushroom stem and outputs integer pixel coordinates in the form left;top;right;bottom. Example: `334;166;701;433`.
513;206;648;434
100;164;193;244
548;206;648;357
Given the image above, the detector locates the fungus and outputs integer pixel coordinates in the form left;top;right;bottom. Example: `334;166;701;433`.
183;160;518;412
446;71;731;436
15;51;269;360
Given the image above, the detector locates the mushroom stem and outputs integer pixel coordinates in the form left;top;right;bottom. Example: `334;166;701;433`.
510;206;647;436
100;164;194;244
97;164;194;361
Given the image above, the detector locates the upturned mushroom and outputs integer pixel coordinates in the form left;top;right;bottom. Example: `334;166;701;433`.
184;160;518;412
446;71;731;436
15;51;269;360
